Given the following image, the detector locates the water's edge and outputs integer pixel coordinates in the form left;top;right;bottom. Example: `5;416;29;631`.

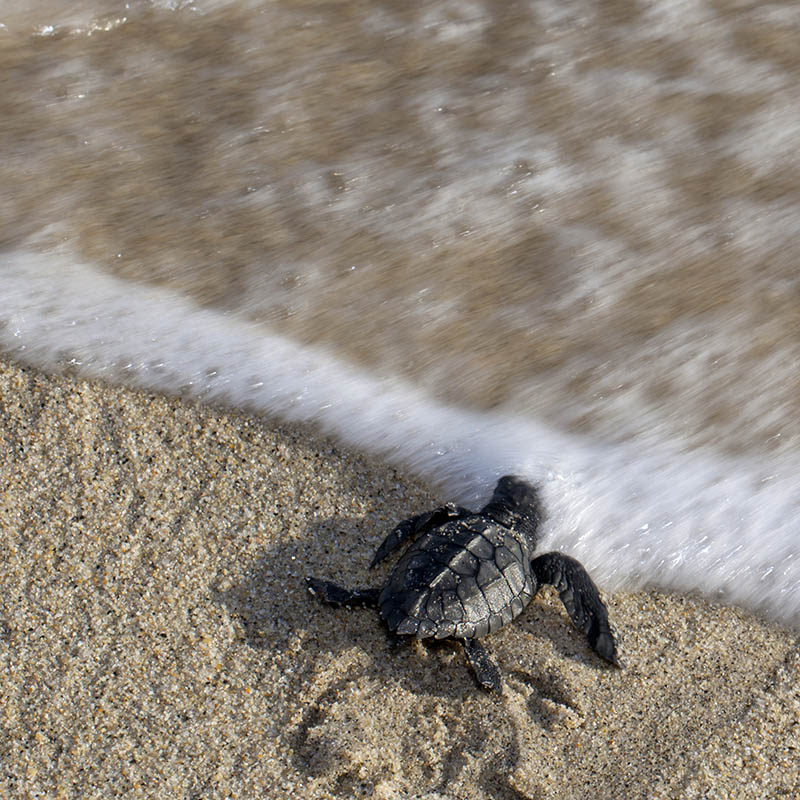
4;249;798;627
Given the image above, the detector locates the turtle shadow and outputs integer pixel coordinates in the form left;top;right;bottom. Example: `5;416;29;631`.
303;524;490;700
214;513;496;789
213;514;374;656
215;513;499;700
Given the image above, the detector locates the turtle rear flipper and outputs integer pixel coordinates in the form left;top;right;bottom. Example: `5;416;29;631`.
461;637;502;692
531;553;621;667
307;578;380;609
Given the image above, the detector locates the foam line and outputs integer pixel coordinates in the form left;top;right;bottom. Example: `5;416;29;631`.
2;249;799;627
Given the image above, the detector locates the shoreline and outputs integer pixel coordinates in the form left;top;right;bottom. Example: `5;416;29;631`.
0;357;797;799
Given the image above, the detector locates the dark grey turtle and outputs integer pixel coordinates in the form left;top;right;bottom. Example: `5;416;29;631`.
307;475;619;692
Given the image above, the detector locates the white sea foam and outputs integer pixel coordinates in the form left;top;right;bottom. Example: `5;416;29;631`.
3;248;799;628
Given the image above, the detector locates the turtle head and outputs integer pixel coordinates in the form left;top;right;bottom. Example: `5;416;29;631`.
480;475;543;546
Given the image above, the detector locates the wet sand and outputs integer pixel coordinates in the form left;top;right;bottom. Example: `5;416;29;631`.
0;357;797;799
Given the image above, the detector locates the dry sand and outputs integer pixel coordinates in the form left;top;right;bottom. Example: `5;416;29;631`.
0;357;798;799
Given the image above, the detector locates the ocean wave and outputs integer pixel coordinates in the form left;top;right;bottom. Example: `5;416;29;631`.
3;248;799;627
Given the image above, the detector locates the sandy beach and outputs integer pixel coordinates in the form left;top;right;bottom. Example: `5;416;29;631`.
0;356;797;799
3;2;800;797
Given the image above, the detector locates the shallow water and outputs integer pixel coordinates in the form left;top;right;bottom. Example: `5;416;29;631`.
2;0;800;624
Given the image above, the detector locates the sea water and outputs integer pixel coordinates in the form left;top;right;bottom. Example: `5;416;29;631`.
2;0;800;626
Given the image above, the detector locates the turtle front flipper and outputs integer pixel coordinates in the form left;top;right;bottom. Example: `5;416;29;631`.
531;553;620;667
461;638;502;692
307;578;380;609
369;502;472;568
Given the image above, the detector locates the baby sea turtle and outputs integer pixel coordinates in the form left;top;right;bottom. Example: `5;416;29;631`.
307;475;619;691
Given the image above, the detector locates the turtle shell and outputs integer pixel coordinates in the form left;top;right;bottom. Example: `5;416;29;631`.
378;515;536;640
